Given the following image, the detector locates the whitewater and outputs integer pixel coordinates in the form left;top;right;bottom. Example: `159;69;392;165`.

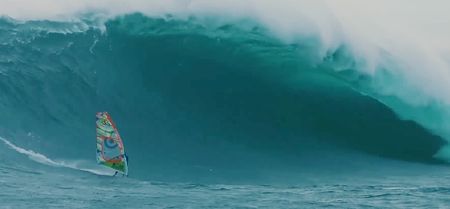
1;0;450;208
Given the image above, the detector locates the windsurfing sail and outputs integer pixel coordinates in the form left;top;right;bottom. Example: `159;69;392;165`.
96;112;128;176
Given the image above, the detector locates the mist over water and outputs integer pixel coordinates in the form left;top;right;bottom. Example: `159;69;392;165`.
1;1;450;208
2;0;450;146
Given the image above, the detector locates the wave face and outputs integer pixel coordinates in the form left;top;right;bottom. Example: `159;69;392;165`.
0;9;449;182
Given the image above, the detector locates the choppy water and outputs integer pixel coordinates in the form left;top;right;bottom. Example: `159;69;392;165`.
1;1;450;208
1;160;450;208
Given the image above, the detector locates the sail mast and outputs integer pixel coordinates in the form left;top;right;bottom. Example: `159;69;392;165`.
96;112;128;175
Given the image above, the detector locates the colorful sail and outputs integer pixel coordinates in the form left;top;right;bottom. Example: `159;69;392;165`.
96;112;128;175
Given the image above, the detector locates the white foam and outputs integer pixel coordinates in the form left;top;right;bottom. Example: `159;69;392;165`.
1;1;450;152
0;0;448;104
0;137;113;176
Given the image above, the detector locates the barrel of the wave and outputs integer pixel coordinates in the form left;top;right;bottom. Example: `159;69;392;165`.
96;112;129;176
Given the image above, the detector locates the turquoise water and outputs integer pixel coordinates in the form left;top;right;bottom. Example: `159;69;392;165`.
1;12;450;208
2;156;450;208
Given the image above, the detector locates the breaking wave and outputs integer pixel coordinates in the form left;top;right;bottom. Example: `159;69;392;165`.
0;1;450;181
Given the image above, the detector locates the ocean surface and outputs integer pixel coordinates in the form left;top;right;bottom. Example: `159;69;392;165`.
1;1;450;208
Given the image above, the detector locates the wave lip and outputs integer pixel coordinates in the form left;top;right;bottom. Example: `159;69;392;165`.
0;10;449;183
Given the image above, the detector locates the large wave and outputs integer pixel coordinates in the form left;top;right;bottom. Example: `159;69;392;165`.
0;1;449;181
